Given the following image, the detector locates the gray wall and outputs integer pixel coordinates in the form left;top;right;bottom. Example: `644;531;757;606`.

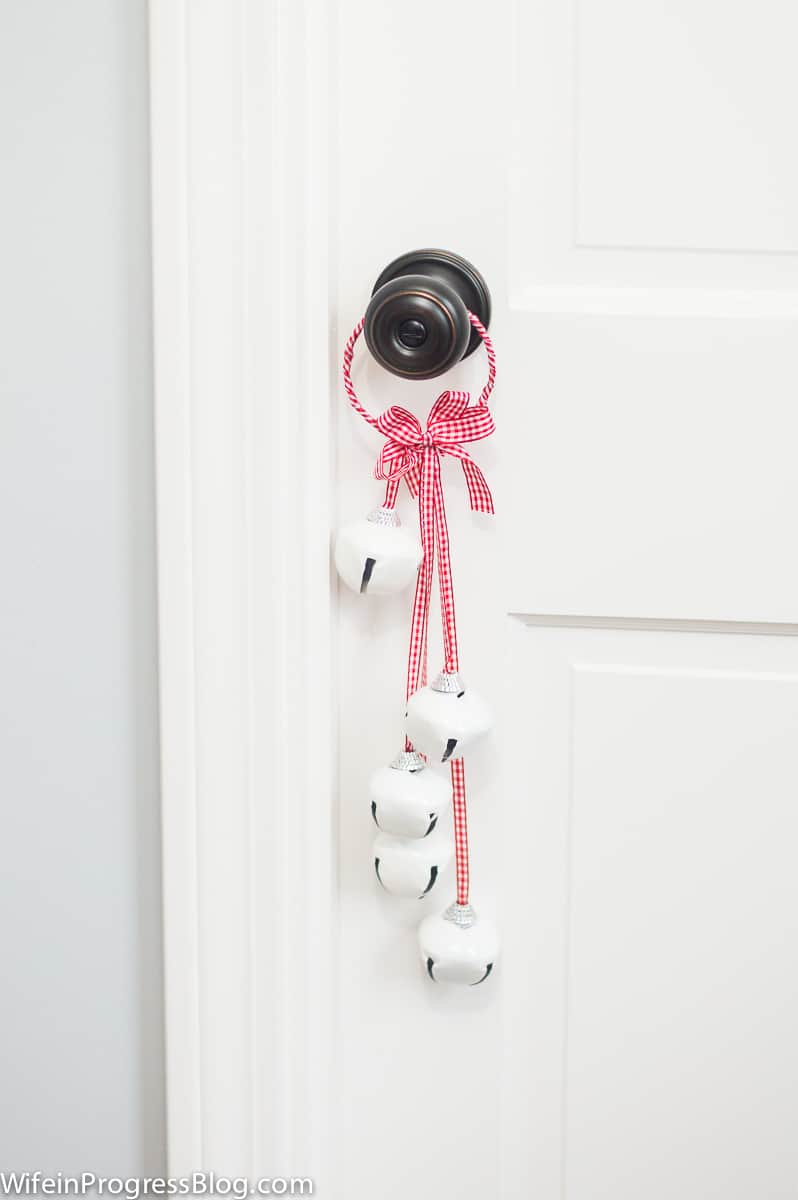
0;0;165;1173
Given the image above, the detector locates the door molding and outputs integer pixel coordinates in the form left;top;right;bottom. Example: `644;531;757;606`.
149;0;337;1175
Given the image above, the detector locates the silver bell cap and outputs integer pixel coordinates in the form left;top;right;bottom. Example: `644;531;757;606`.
389;749;426;772
431;671;466;695
443;901;477;929
366;506;401;528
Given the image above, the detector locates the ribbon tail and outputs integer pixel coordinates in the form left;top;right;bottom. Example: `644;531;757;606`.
461;458;494;515
404;451;435;718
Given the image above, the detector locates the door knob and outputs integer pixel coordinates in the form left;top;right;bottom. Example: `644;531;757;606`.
364;248;491;381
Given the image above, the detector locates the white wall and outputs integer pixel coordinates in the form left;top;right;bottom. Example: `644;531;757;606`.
0;0;164;1173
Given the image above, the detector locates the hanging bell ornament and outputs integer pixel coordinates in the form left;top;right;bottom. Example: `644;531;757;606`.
404;672;492;764
334;507;422;595
418;902;499;985
368;750;451;839
373;828;452;899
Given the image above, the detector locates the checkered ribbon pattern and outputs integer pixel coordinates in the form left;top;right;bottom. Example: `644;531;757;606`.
343;312;496;905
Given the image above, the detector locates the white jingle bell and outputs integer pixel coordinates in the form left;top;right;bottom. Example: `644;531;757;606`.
405;672;492;764
334;507;422;595
369;750;451;839
418;902;499;986
373;828;452;899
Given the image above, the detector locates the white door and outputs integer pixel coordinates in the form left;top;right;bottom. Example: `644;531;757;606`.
152;1;798;1197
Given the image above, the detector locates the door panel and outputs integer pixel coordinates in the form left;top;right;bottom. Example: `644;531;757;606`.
502;623;798;1199
504;310;798;621
514;0;798;297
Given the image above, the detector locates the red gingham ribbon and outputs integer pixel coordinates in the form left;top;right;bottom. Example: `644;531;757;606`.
375;393;495;514
343;312;496;906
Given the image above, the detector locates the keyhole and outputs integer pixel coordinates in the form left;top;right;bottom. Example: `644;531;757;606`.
398;318;427;348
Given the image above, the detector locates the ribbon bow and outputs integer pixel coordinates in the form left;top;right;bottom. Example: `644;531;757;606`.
373;390;495;514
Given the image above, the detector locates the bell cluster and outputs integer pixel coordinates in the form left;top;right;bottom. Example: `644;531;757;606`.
335;511;500;986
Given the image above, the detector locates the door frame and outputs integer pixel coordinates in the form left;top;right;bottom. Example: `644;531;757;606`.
149;0;337;1174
